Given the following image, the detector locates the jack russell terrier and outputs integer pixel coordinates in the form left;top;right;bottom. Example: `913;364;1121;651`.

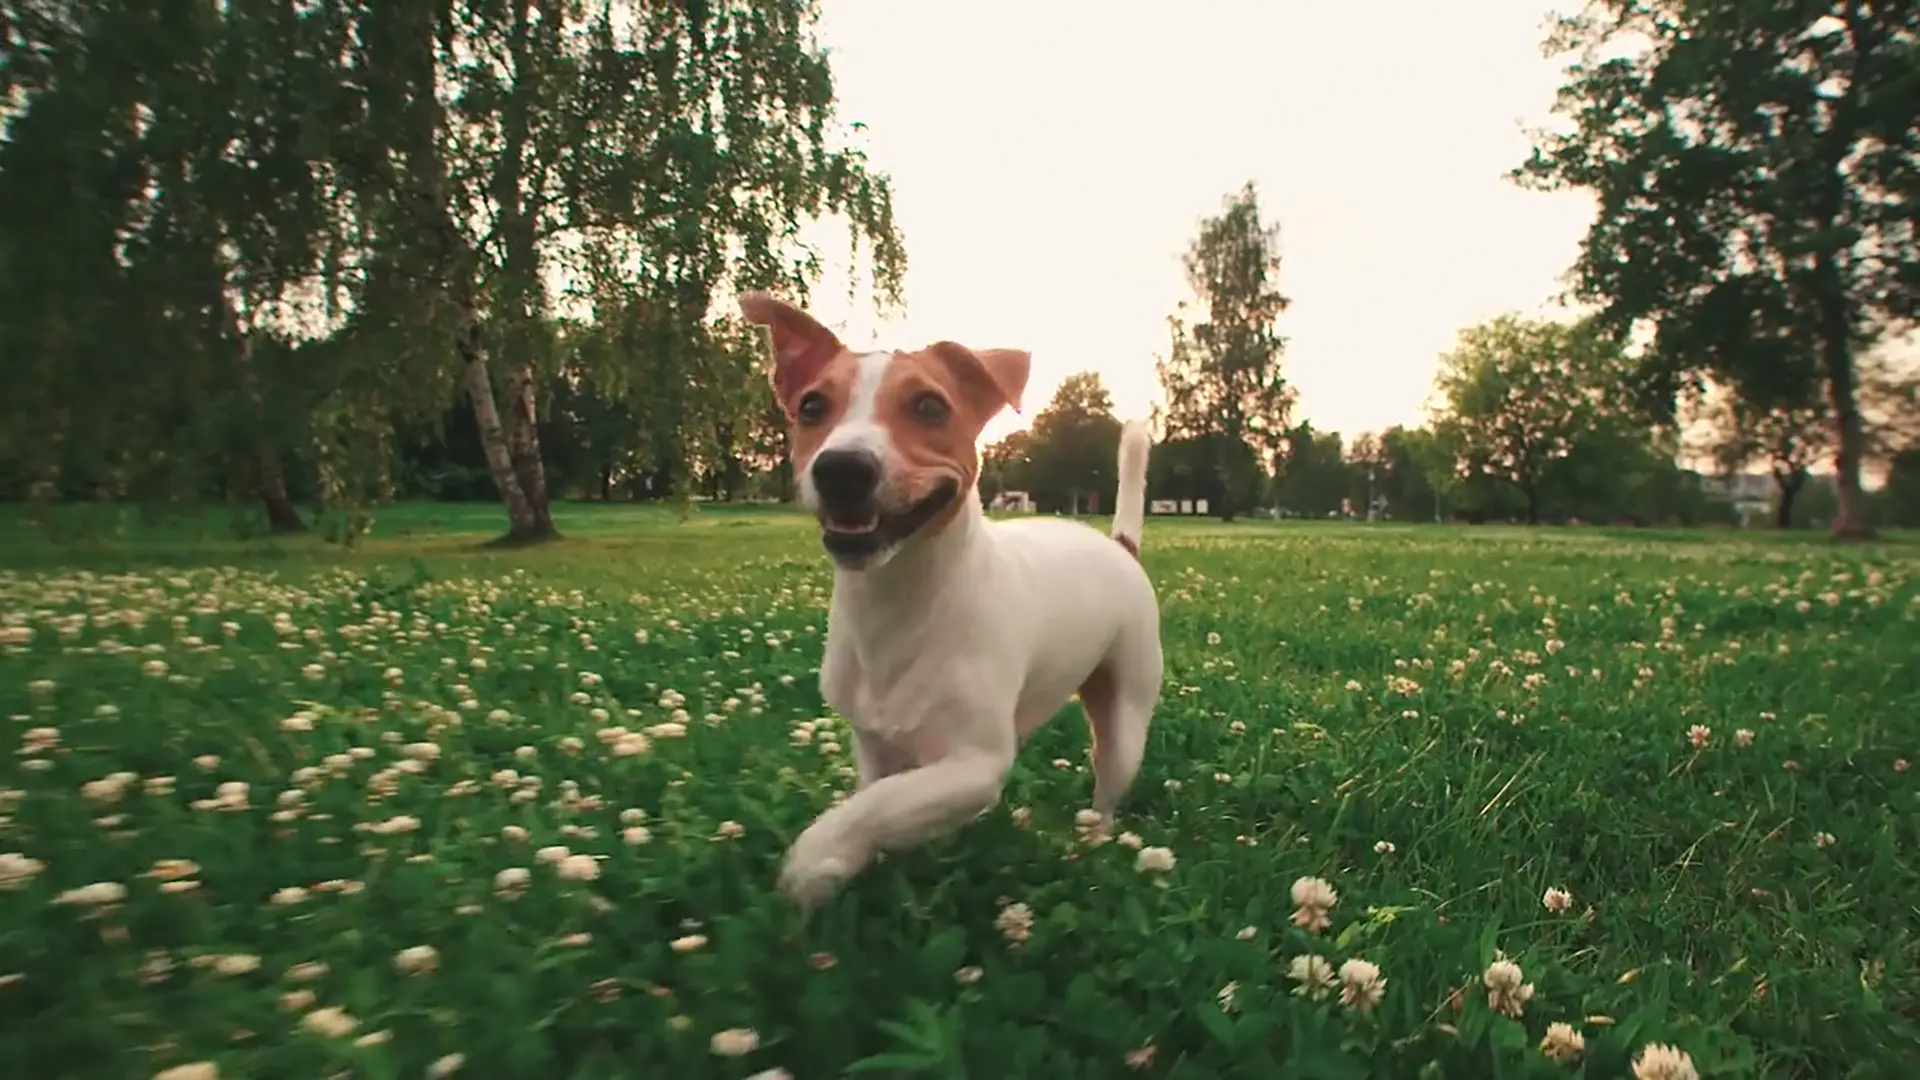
739;291;1164;911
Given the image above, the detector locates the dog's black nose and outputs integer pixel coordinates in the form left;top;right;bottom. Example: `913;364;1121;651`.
811;448;881;510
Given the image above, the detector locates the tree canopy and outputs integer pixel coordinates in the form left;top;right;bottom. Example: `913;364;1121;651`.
0;0;905;542
1516;0;1920;538
1430;314;1634;524
8;6;1916;541
1156;181;1295;521
1025;372;1123;515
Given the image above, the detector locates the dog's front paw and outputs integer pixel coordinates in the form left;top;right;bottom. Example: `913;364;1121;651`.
779;821;870;911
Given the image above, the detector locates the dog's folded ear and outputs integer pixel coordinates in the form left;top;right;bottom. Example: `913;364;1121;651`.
972;348;1032;414
926;342;1032;419
738;292;846;412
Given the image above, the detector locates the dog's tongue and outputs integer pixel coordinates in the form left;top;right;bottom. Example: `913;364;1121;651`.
826;517;877;534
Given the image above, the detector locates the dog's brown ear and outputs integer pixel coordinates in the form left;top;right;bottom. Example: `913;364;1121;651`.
738;291;846;413
926;342;1032;420
972;348;1031;414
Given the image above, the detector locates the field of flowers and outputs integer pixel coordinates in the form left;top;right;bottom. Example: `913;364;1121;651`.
2;506;1917;1079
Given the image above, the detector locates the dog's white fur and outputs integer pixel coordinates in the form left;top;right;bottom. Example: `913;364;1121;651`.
778;382;1163;908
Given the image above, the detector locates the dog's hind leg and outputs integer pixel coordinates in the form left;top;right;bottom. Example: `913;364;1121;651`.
1079;639;1162;828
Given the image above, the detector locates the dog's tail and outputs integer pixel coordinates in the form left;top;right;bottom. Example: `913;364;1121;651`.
1112;420;1151;559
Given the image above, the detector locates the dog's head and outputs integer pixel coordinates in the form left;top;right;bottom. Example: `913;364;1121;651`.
738;291;1030;571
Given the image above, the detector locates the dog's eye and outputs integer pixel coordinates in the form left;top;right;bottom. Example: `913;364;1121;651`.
795;392;831;425
911;393;950;425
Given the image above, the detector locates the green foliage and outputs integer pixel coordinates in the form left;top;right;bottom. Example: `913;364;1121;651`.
1274;423;1353;518
1145;434;1264;513
979;430;1034;506
1156;182;1296;520
2;506;1918;1076
0;0;360;513
1431;315;1636;523
1516;0;1920;537
1025;373;1123;514
1687;352;1920;529
987;377;1261;517
1884;448;1920;527
1380;426;1458;523
1546;423;1718;526
0;0;905;538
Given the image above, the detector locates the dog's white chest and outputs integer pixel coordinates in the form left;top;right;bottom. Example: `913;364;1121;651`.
823;663;936;754
819;628;997;768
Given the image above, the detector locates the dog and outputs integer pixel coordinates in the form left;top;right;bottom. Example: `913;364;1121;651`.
739;291;1164;910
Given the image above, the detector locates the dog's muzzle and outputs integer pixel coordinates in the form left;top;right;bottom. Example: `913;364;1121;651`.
811;448;883;531
808;449;959;565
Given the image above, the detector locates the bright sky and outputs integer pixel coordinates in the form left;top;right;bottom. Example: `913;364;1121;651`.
796;0;1599;444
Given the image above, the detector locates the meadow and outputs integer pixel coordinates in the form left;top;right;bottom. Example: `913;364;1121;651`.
1;503;1917;1079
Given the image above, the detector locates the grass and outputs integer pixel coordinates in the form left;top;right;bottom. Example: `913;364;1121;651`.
2;501;1918;1079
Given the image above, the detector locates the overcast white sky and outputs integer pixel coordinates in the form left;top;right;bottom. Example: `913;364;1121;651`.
792;0;1602;443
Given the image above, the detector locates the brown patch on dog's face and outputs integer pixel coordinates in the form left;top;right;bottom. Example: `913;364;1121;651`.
782;352;863;480
865;342;1029;534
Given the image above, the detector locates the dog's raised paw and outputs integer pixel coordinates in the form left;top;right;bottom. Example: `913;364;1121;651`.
778;852;854;911
778;821;871;910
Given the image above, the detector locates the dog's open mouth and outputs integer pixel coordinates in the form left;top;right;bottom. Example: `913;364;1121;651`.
820;478;961;562
822;515;879;536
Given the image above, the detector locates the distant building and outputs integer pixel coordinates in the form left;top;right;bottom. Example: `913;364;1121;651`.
1700;470;1836;527
1700;472;1779;503
1699;471;1778;526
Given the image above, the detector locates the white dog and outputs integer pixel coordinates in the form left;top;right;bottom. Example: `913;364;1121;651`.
739;291;1164;910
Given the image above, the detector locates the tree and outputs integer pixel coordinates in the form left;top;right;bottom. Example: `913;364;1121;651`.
980;430;1035;506
343;0;908;542
1420;428;1465;523
1146;434;1262;512
1861;355;1920;468
1690;352;1920;528
540;365;645;501
1026;372;1123;513
1884;447;1920;528
1156;181;1295;521
1430;315;1632;525
0;0;361;534
1273;423;1352;518
1693;385;1828;529
1547;420;1689;524
1346;432;1389;519
0;0;906;545
1377;426;1450;523
1516;1;1920;540
741;396;796;503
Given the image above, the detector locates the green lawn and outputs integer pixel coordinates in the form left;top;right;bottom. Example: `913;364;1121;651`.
2;502;1917;1078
